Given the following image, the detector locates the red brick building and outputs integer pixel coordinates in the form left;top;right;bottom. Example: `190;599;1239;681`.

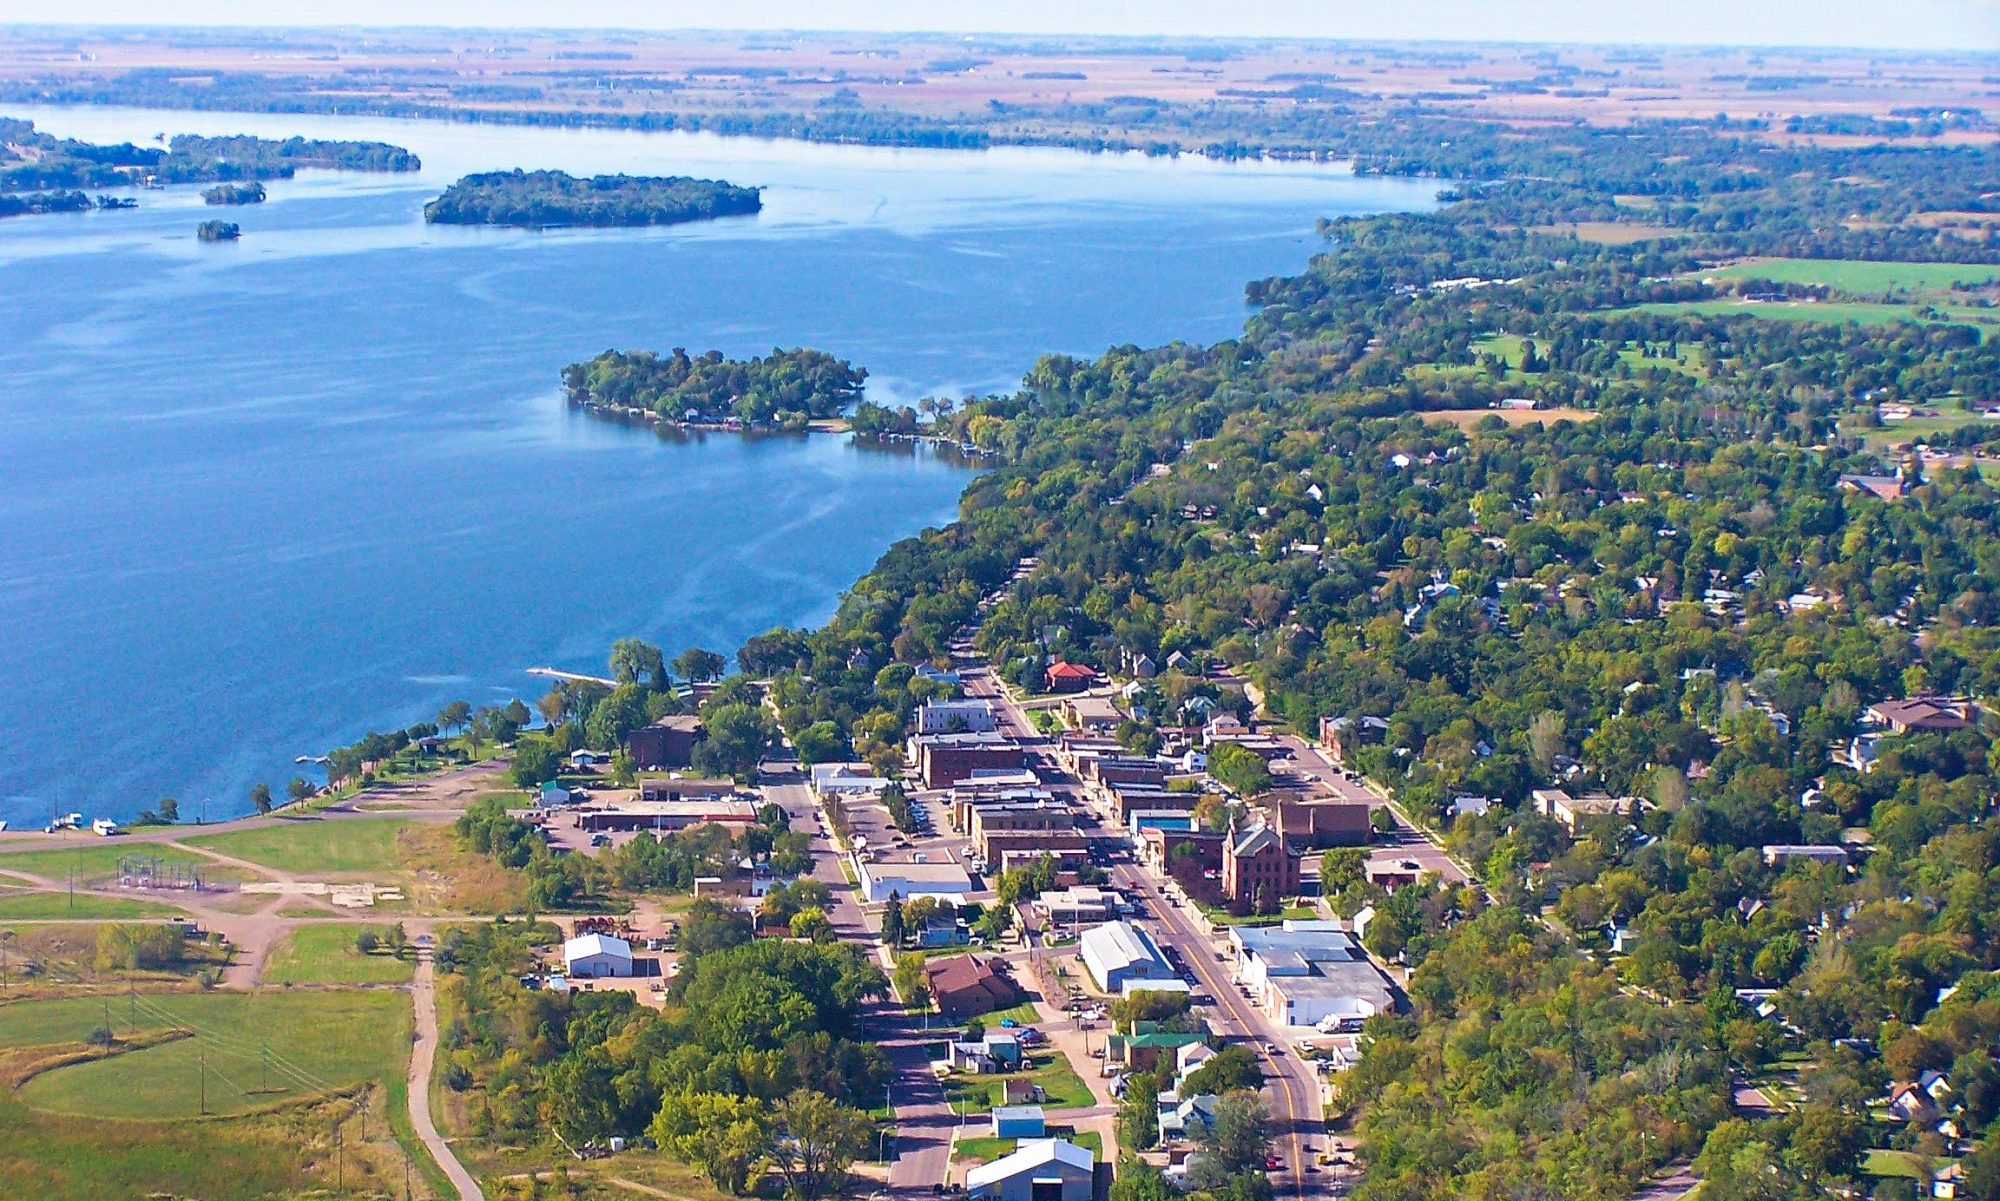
1044;660;1099;693
1223;823;1301;907
625;714;703;769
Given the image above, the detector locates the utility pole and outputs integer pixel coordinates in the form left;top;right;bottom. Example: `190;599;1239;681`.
198;1048;207;1116
0;931;10;990
129;983;136;1035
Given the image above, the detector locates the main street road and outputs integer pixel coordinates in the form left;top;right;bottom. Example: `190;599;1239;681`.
955;657;1327;1197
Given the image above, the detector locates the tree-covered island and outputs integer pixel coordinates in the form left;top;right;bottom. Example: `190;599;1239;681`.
195;219;239;241
201;180;266;205
561;346;865;428
422;168;762;229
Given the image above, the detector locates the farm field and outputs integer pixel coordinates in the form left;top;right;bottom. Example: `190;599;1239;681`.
1421;407;1598;430
1702;257;2000;293
183;816;413;875
3;989;408;1119
262;924;415;985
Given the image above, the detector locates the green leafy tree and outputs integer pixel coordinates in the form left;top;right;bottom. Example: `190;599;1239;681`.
766;1090;871;1201
673;647;728;682
250;783;273;816
649;1090;772;1195
609;637;667;689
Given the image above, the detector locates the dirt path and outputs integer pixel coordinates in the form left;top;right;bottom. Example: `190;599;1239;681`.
409;946;484;1201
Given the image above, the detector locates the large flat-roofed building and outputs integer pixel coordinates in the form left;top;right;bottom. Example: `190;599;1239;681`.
810;762;891;801
1079;920;1176;994
916;699;999;735
914;732;1028;789
1034;886;1118;926
625;715;704;769
1063;695;1124;733
1230;920;1395;1030
575;798;759;833
857;857;975;903
636;774;739;804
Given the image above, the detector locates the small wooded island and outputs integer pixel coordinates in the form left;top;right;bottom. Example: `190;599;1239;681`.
423;169;762;229
562;347;864;428
202;181;266;205
196;219;240;242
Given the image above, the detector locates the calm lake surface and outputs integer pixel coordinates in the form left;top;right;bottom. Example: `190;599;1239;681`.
0;105;1440;824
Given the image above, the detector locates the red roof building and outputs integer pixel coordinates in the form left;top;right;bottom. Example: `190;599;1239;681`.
1045;660;1099;693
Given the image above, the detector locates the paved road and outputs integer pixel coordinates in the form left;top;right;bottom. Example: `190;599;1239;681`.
409;947;485;1201
761;763;957;1193
960;651;1326;1197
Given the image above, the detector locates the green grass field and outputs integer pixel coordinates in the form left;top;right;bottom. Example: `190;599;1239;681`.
0;842;214;883
0;892;179;920
1623;298;1997;336
1703;257;2000;294
0;1094;321;1201
263;924;415;986
980;1000;1045;1026
183;817;413;876
942;1050;1095;1115
2;990;409;1119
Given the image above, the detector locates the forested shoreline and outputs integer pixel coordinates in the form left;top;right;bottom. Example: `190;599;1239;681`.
0;118;418;192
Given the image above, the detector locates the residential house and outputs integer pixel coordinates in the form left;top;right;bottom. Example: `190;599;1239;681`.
1762;845;1851;867
1868;697;1978;735
924;955;1021;1019
1533;787;1635;829
1156;1092;1223;1143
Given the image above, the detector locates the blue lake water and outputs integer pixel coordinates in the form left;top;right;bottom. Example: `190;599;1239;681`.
0;105;1440;824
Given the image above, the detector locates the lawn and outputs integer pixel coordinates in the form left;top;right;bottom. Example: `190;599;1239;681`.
2;989;409;1119
980;1000;1045;1027
1702;257;2000;294
183;817;413;876
0;892;179;920
262;924;416;986
943;1050;1095;1115
0;842;214;884
1863;1148;1943;1180
954;1130;1104;1164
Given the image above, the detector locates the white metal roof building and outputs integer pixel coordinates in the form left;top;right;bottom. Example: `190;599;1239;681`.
563;933;634;979
964;1138;1095;1201
1079;920;1174;994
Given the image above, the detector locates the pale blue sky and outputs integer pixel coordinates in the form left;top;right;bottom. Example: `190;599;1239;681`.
0;1;1995;52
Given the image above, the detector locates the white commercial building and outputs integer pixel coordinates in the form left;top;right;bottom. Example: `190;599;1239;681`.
916;699;1000;735
856;857;976;903
1229;919;1394;1030
563;933;634;979
1079;920;1175;994
810;762;892;801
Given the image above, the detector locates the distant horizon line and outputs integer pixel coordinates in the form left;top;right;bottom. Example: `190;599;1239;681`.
0;21;1995;58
